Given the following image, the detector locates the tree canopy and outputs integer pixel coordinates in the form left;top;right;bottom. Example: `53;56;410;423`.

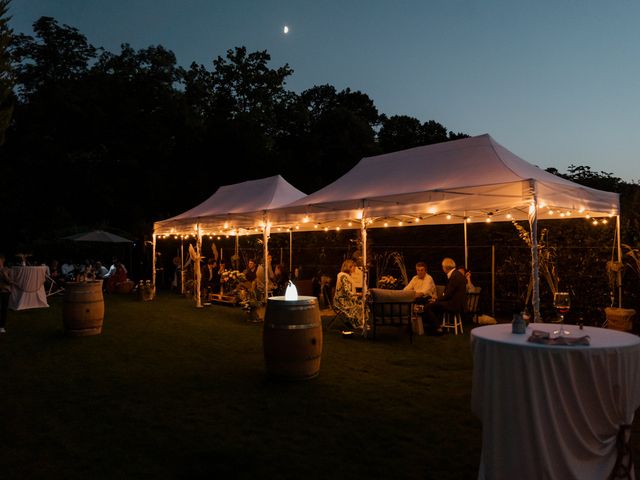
2;15;638;260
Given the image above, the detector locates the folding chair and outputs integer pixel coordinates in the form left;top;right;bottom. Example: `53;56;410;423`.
45;274;64;297
465;287;482;323
324;302;355;331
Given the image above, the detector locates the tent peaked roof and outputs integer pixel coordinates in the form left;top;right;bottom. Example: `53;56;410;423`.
281;134;618;223
64;230;133;243
154;175;306;234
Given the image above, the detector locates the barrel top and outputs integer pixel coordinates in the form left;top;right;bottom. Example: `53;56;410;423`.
268;296;318;306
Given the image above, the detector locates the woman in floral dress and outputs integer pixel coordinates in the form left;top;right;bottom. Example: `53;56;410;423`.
333;259;363;329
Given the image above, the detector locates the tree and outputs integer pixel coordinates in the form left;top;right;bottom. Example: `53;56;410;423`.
12;16;97;98
0;0;13;145
378;115;423;152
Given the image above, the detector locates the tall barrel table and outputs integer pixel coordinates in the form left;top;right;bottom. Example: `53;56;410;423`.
62;281;105;336
263;296;322;380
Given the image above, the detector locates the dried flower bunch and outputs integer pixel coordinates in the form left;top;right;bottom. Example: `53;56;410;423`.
378;275;399;289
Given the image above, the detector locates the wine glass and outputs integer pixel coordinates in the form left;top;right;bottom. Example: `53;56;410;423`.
553;292;571;336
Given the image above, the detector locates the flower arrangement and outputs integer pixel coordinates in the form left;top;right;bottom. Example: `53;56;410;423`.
221;270;247;290
378;275;399;290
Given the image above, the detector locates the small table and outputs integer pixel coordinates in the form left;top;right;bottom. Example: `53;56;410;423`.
471;323;640;480
9;266;49;310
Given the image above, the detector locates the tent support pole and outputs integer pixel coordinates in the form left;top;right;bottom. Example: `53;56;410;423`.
361;205;368;337
180;238;185;295
234;232;239;270
463;217;468;269
529;181;541;322
289;230;293;275
491;244;495;317
263;213;270;305
152;233;157;289
617;215;623;307
195;225;202;308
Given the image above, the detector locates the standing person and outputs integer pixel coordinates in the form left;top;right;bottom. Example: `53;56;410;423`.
404;261;437;301
0;254;12;333
333;259;363;329
273;263;289;296
423;257;467;335
256;253;275;296
202;258;218;297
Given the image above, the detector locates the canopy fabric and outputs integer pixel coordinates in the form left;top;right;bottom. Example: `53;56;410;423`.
154;175;306;235
64;230;133;243
270;134;619;229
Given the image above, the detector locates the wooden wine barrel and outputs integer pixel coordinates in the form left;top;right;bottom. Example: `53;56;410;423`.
263;296;322;380
63;281;105;336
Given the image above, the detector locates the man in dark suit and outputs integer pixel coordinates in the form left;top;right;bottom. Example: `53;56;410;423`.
202;258;219;297
423;257;467;335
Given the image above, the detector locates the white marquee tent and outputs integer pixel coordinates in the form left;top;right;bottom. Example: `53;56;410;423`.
153;175;307;306
153;135;621;320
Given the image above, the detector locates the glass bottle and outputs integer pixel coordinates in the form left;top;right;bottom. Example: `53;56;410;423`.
512;313;526;334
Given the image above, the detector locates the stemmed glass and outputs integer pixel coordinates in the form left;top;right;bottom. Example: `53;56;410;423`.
553;292;571;336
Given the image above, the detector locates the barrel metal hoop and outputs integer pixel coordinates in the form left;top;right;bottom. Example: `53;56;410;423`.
266;323;321;330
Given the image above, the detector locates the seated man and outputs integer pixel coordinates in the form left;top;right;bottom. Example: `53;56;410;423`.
404;261;437;303
423;257;467;335
94;261;109;280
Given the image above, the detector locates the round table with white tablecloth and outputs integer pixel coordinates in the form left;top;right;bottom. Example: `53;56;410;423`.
9;266;49;311
471;323;640;480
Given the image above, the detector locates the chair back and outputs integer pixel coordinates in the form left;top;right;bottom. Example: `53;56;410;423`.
465;287;482;323
369;288;414;325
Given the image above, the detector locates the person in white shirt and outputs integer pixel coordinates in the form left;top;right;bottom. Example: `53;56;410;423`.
404;261;436;300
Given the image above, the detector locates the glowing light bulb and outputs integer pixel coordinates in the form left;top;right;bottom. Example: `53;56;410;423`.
284;281;298;300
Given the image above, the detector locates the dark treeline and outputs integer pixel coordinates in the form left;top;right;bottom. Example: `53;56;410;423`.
0;16;469;252
2;14;640;317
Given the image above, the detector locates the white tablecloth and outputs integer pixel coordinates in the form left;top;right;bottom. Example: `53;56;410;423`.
9;266;49;311
471;323;640;480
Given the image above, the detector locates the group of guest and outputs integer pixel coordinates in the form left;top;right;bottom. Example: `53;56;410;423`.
252;253;290;296
331;256;472;336
47;257;133;294
403;258;468;336
201;253;291;300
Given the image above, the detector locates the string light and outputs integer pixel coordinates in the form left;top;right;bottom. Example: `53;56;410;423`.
506;213;512;219
384;222;389;227
398;221;403;226
446;214;452;220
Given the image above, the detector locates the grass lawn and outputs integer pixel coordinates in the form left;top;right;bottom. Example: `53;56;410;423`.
1;293;638;479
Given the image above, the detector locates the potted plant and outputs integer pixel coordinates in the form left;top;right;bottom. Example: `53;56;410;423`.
604;245;638;331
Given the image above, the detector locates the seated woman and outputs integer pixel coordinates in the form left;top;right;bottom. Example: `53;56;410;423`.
333;259;363;330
